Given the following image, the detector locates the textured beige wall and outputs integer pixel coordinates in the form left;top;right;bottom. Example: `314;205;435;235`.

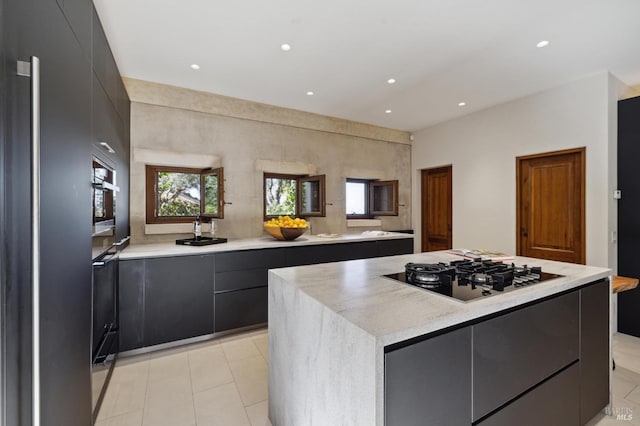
126;80;412;243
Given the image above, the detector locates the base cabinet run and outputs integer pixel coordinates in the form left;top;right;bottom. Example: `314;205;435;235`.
384;279;609;426
120;238;413;351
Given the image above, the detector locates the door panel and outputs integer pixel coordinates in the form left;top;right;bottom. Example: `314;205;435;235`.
421;166;452;252
517;149;585;264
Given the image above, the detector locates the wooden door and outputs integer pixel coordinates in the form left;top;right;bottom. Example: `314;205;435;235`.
517;148;585;264
421;166;452;252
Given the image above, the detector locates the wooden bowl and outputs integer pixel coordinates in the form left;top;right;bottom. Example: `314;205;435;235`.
264;226;307;241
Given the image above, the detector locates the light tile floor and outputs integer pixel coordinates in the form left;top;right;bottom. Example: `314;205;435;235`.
587;333;640;426
98;329;640;426
96;328;271;426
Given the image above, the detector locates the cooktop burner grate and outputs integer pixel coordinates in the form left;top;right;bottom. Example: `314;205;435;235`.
384;259;563;302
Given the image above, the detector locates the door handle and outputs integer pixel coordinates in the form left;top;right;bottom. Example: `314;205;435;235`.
18;56;42;426
521;227;528;237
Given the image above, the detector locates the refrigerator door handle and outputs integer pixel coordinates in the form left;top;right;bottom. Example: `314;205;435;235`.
18;56;41;426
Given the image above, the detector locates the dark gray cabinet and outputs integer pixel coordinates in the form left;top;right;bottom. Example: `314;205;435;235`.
215;287;269;332
214;248;286;332
144;256;214;346
2;0;129;423
3;0;93;423
385;327;471;426
580;279;610;424
478;363;580;426
119;238;413;350
119;255;215;349
59;0;92;58
284;238;412;267
384;281;607;426
472;292;579;421
119;260;145;352
377;238;413;257
618;95;640;338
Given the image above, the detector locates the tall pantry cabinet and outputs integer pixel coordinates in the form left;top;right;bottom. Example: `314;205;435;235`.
0;0;129;424
618;95;640;338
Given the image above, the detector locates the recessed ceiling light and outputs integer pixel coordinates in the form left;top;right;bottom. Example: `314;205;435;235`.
281;43;291;51
190;64;200;70
385;109;392;114
458;102;467;107
306;91;314;96
387;78;396;84
536;40;550;48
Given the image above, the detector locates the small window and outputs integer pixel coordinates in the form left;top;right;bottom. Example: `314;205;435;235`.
145;165;224;224
264;173;325;219
346;178;398;218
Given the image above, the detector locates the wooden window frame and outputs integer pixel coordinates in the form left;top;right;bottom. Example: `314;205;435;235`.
346;178;399;218
145;165;224;224
371;180;399;216
346;178;372;219
263;172;326;220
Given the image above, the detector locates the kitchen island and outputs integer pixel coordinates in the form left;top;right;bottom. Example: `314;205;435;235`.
268;251;611;426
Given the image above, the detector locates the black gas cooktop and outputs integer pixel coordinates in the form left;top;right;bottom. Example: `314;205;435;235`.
384;259;564;302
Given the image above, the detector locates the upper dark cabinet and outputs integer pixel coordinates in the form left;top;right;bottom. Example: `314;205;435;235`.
58;0;92;58
92;76;124;167
92;7;129;122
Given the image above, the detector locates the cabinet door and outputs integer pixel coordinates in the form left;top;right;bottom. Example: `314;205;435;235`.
92;75;124;166
472;292;579;421
215;248;286;272
385;327;471;426
119;260;145;352
478;363;580;426
60;0;92;57
5;0;93;424
214;287;268;332
618;95;640;337
377;238;413;256
215;269;268;292
144;256;214;346
580;279;610;423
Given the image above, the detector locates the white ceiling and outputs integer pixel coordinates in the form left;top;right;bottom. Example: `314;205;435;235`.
94;0;640;132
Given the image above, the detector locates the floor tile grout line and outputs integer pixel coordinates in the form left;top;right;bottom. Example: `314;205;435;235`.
186;349;199;425
140;359;151;426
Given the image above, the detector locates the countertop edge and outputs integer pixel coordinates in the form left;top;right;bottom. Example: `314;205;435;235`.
119;232;414;260
269;252;611;348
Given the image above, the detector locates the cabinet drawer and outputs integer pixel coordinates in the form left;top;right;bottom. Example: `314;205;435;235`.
214;287;268;332
215;249;286;272
385;327;471;426
478;363;580;426
285;244;343;266
215;269;267;292
472;291;579;421
377;238;413;257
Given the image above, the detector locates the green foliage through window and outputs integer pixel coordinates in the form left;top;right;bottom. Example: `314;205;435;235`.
146;165;224;223
157;172;201;216
265;177;296;216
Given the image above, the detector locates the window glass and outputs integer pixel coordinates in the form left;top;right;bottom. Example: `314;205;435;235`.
146;165;224;223
203;173;219;215
346;181;367;215
156;171;201;217
300;179;320;213
373;183;394;212
265;176;297;216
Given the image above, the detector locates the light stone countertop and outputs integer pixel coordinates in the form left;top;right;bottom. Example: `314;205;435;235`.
118;231;413;260
269;251;611;346
268;252;611;426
